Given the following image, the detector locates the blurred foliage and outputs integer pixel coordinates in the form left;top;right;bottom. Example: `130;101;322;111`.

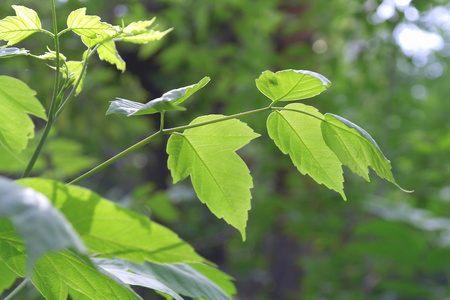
1;0;450;299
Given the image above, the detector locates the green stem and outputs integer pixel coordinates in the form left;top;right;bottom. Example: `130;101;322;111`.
4;278;29;300
68;106;271;185
22;0;61;178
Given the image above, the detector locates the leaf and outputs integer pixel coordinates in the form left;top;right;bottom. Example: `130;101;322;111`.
167;115;260;239
95;258;234;300
31;251;140;300
0;176;87;269
256;69;331;102
33;47;67;61
107;77;210;116
0;47;28;58
267;103;346;199
120;19;172;44
0;6;41;46
67;8;118;39
96;40;126;72
18;178;205;264
57;60;85;94
189;263;237;297
321;113;411;192
0;76;46;154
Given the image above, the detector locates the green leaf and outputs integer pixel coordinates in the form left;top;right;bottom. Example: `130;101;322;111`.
256;69;331;102
67;8;118;39
18;178;205;264
120;19;172;44
33;47;67;61
321;113;410;192
96;40;126;72
31;251;140;300
267;103;346;199
95;258;234;300
57;60;85;94
189;263;237;297
167;115;260;239
0;76;46;154
107;77;210;116
0;176;87;269
0;47;28;58
0;6;42;46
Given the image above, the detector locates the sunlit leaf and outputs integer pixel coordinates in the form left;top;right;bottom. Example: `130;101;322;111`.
96;258;234;300
256;69;331;102
96;40;126;71
0;76;46;154
31;251;140;300
167;115;260;239
107;77;210;116
19;178;205;264
67;8;118;39
267;103;346;199
33;47;67;61
121;28;173;44
0;47;28;58
0;6;41;46
189;263;237;298
56;60;85;94
0;176;86;269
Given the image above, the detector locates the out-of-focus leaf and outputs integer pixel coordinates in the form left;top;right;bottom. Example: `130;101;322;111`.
0;176;86;268
0;47;28;58
19;178;205;264
66;8;118;39
0;76;46;154
267;103;346;199
167;115;260;239
0;6;41;46
256;69;331;103
107;77;210;116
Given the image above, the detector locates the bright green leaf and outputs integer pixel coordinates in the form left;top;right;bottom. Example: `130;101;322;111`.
31;251;140;300
321;113;410;192
67;8;118;39
267;103;346;199
96;40;126;72
19;178;205;264
0;176;87;269
107;77;210;116
121;28;173;44
33;47;67;61
167;115;260;239
0;76;46;154
0;47;28;58
0;6;41;46
256;69;331;102
96;258;234;300
57;60;85;94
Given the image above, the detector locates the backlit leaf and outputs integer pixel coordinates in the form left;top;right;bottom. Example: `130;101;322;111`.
96;40;126;72
267;103;346;199
67;8;118;39
256;69;331;103
19;178;205;264
107;77;210;116
0;176;86;268
120;19;172;44
0;76;46;154
321;113;410;192
167;115;260;239
0;6;41;46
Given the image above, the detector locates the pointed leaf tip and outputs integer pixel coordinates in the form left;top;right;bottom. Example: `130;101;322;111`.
256;69;331;103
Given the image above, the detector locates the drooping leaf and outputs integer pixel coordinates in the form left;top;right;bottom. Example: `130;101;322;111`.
19;178;205;264
321;113;410;192
95;258;234;300
67;8;118;39
107;77;210;116
0;176;87;269
167;115;260;239
0;76;46;154
31;251;140;300
96;40;126;72
0;47;28;58
256;69;331;103
267;103;346;199
0;6;41;46
189;263;237;298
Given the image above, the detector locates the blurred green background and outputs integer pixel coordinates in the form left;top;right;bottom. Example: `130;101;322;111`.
1;0;450;299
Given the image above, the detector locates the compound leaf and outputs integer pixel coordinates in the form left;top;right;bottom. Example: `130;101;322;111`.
0;176;86;269
256;69;331;103
67;8;118;39
31;251;140;300
0;76;46;154
167;115;260;239
267;103;346;199
321;113;410;192
95;258;234;300
19;178;205;264
0;6;41;46
107;77;210;116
